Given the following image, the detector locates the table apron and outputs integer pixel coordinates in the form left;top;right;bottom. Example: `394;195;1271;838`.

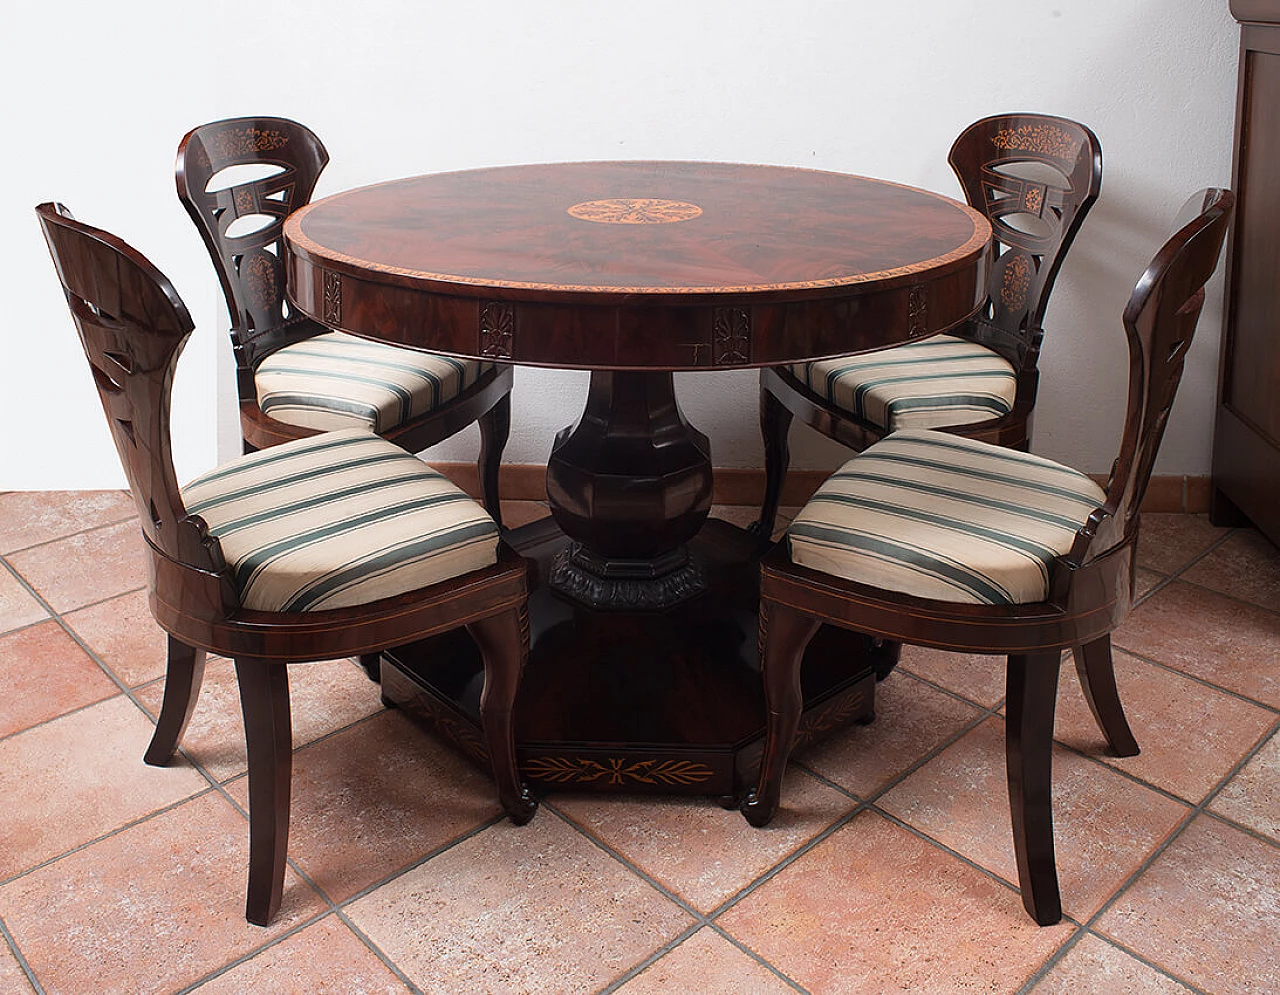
287;259;987;370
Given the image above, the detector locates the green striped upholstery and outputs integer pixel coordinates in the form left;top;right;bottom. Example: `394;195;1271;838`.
788;334;1017;432
788;429;1106;605
182;428;499;612
254;331;493;433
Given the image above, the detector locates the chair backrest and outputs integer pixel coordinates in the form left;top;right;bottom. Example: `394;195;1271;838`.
175;117;329;373
36;203;234;603
949;113;1103;369
1096;188;1233;549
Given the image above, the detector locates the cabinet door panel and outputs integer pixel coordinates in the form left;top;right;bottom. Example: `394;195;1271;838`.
1224;48;1280;442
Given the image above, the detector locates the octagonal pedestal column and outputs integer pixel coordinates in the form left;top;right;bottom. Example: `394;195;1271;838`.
545;370;713;609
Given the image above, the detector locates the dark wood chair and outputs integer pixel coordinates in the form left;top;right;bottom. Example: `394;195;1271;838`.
755;113;1103;536
37;202;537;927
175;116;513;528
741;189;1233;926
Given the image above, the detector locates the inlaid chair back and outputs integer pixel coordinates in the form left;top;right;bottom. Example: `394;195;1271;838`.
175;117;328;372
948;113;1103;369
752;114;1103;537
36;203;231;597
174;116;513;526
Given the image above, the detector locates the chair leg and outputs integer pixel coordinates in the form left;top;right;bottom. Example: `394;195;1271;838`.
1073;636;1139;757
868;636;902;681
742;600;821;827
1006;651;1063;925
357;653;381;683
467;606;537;825
477;391;512;530
751;382;793;539
234;657;292;927
144;636;207;766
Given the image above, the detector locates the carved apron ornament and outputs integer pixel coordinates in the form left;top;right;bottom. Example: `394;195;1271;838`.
322;271;342;326
480;302;515;358
712;308;750;364
908;285;929;336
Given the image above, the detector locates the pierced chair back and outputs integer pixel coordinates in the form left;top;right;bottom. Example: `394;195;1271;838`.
949;113;1103;370
752;114;1103;536
36;203;234;615
174;116;513;525
175;117;328;374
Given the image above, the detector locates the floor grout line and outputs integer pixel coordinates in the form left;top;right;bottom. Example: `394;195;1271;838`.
0;509;139;560
0;911;46;995
1104;641;1280;716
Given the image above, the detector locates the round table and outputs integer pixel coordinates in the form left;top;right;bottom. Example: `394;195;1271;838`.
284;161;990;795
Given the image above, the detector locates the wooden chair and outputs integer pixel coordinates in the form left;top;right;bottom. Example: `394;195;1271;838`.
741;189;1233;926
37;202;537;926
755;113;1103;536
175;116;513;528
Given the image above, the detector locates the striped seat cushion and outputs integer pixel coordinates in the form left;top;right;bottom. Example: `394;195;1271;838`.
787;429;1106;605
788;334;1017;432
254;331;493;433
181;428;499;612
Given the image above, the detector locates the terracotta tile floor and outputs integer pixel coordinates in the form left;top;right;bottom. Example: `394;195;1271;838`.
0;492;1276;994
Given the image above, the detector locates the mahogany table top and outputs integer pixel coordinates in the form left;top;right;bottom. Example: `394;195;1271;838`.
284;161;990;370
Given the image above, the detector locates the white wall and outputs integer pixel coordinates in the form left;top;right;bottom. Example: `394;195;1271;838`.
2;0;1238;490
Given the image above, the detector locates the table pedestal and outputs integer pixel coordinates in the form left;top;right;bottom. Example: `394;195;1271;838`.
378;517;884;798
544;370;713;610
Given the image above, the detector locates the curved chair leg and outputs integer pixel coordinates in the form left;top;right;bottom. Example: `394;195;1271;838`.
752;381;793;539
144;637;207;766
467;606;537;825
1073;636;1139;757
234;657;292;927
742;600;821;827
477;391;512;531
357;653;381;683
1006;651;1063;925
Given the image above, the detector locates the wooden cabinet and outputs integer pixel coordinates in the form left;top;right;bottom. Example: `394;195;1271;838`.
1212;1;1280;545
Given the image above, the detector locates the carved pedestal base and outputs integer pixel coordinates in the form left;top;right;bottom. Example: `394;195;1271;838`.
547;542;707;610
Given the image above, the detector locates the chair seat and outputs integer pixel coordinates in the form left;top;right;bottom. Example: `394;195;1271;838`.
254;331;493;433
788;334;1018;432
787;429;1106;605
182;428;499;612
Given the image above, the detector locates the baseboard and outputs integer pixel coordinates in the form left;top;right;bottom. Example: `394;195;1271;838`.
1085;474;1212;514
429;461;1211;514
428;463;549;503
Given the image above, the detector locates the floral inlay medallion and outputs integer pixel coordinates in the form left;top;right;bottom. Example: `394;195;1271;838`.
567;198;703;225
